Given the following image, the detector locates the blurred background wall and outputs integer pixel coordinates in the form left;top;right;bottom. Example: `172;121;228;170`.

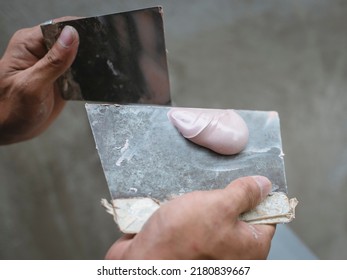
1;0;347;259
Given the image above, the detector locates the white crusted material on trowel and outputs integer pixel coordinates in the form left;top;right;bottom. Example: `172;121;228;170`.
240;192;298;224
102;193;298;234
101;198;115;215
104;198;160;234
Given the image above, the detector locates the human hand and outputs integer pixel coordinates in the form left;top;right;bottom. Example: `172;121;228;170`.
0;18;79;145
106;175;275;259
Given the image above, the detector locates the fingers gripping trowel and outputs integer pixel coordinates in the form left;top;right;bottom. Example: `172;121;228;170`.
41;6;171;104
43;7;297;234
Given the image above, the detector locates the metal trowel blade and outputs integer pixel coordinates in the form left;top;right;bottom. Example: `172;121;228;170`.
86;104;287;200
41;7;171;105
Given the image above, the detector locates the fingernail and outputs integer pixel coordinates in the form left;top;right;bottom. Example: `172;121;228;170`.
58;26;76;48
252;175;272;200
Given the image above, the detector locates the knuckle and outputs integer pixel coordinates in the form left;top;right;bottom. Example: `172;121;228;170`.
12;28;28;40
224;177;262;214
236;177;260;209
8;74;27;95
0;76;11;101
11;28;32;46
7;29;28;53
10;74;46;104
46;49;64;68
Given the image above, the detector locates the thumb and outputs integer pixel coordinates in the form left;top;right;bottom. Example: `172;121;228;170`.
33;25;79;84
224;176;272;215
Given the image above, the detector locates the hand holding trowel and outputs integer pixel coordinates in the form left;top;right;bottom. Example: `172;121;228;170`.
41;7;297;234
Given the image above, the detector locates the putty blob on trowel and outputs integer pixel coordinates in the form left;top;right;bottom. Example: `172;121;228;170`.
167;108;249;155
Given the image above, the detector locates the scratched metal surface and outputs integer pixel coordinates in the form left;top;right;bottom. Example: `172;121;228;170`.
86;104;287;201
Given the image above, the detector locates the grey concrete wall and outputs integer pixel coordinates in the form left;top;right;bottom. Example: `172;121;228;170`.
1;0;347;259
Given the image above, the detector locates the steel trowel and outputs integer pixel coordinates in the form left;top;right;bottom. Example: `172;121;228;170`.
41;6;171;104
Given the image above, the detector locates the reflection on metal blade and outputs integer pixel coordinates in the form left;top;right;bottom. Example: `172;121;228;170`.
41;7;171;104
